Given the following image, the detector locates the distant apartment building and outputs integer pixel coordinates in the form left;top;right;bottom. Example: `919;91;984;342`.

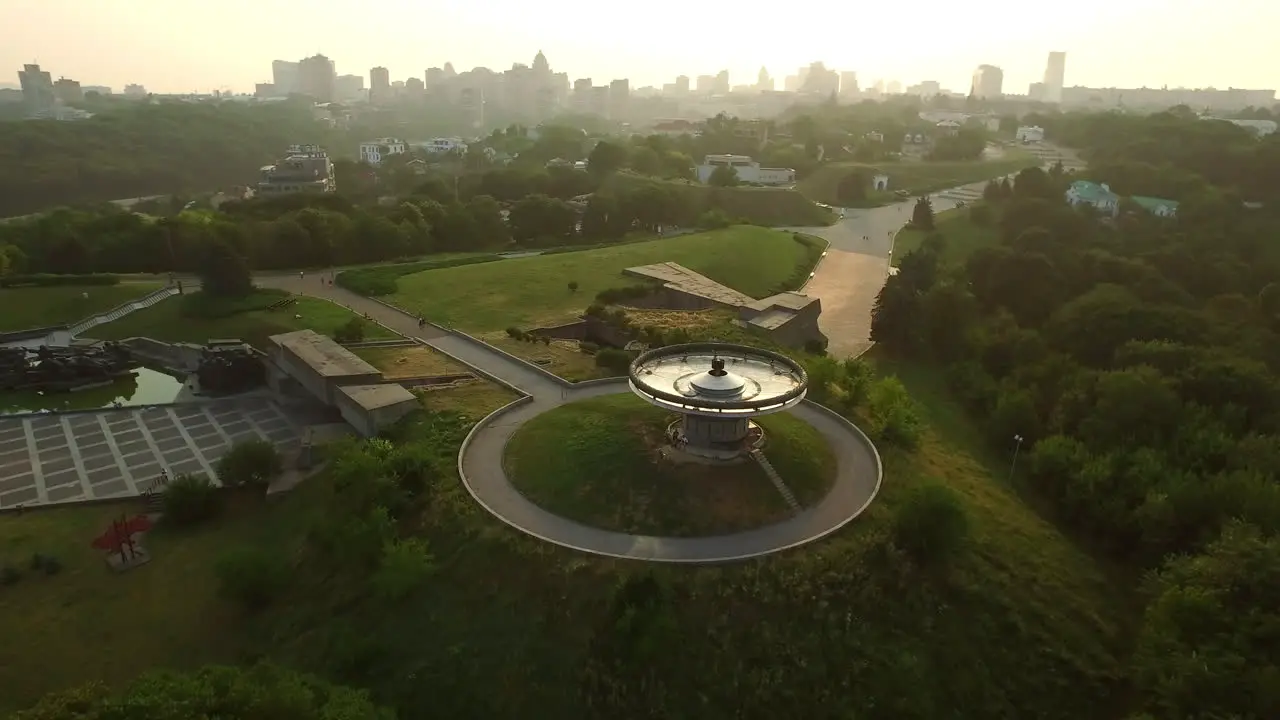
1043;52;1066;104
675;75;690;94
714;70;730;94
1061;85;1275;112
123;83;147;98
756;67;773;92
258;145;337;196
415;137;468;154
18;64;55;112
404;77;425;100
298;54;336;103
696;154;794;185
81;85;112;96
255;83;277;98
1203;116;1278;136
359;137;407;165
840;71;860;96
609;78;629;119
801;62;839;96
696;74;716;93
272;60;300;95
1028;82;1046;101
370;66;390;104
53;77;82;103
335;74;364;102
908;80;941;97
970;65;1003;98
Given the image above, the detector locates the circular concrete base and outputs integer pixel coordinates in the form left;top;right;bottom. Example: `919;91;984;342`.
457;379;883;563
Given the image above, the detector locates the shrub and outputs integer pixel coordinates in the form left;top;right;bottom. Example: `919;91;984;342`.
892;483;970;568
595;347;634;374
28;553;61;575
215;439;282;487
505;326;525;341
0;564;20;586
865;377;923;448
696;209;732;230
372;537;436;601
161;473;222;525
333;317;367;344
567;280;579;293
215;548;289;611
804;338;828;355
0;273;119;288
594;285;653;305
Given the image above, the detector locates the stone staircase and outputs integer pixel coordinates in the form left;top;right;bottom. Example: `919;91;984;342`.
68;286;179;338
749;449;799;511
936;186;985;203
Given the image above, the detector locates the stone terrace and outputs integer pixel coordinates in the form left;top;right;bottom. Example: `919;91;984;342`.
623;263;756;307
0;397;301;509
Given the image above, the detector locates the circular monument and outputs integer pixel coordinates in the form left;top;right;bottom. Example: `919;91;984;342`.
628;342;809;461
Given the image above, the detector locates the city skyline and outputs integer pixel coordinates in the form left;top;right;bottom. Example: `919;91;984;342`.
3;0;1277;96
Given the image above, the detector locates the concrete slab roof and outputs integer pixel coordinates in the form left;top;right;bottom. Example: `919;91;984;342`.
745;291;816;313
623;262;755;307
337;383;417;412
746;308;796;330
268;329;379;379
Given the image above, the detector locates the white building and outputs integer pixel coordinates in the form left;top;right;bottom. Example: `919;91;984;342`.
414;137;468;154
1203;117;1277;137
359;138;407;166
695;154;795;185
1016;126;1045;143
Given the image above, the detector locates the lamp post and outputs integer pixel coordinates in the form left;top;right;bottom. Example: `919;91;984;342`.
1008;434;1024;483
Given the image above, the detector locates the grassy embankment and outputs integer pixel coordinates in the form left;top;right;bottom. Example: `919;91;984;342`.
0;283;163;333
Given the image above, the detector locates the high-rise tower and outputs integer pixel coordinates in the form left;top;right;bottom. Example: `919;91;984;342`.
1043;52;1066;104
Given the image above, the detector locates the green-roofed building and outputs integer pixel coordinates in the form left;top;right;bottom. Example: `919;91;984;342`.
1130;195;1180;217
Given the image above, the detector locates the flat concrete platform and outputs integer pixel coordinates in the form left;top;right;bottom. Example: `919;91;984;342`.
0;397;302;509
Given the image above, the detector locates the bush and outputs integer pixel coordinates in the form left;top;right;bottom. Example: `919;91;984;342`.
372;537;436;601
594;285;653;305
0;564;20;586
28;553;62;575
215;439;282;487
567;280;579;292
892;483;970;568
215;548;289;611
696;209;732;230
161;473;222;525
595;347;634;374
804;338;828;355
0;273;119;288
865;376;923;448
332;317;366;344
505;326;525;341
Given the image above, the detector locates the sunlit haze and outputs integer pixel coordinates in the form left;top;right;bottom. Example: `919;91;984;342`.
4;0;1278;94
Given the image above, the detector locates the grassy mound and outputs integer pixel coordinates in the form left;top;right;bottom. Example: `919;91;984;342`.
799;154;1039;206
892;204;1001;267
0;282;162;333
505;394;835;536
92;289;395;349
389;226;820;332
602;173;836;226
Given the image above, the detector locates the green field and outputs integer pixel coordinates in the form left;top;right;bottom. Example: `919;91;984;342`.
505;394;835;536
892;204;1000;267
0;283;163;333
91;289;397;348
800;153;1039;206
390;226;821;332
602;173;836;226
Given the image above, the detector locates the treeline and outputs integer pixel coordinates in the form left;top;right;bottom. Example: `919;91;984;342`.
0;176;730;277
0;100;333;217
872;161;1280;717
1029;107;1280;201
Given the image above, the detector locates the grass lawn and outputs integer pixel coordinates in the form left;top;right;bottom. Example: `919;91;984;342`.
0;487;318;715
892;204;1000;267
479;334;603;381
353;345;468;379
800;152;1038;206
0;283;163;333
389;226;819;333
415;378;519;418
91;289;396;349
505;394;835;536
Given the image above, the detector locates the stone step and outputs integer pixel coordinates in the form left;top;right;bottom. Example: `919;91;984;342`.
750;449;799;511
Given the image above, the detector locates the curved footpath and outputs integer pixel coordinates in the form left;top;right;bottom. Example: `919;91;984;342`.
247;276;884;562
458;380;882;562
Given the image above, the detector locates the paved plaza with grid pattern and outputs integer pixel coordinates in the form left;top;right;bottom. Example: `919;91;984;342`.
0;397;301;509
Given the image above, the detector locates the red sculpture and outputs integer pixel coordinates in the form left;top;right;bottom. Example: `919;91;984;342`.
91;514;153;559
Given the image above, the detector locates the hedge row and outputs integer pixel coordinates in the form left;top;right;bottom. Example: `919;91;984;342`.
0;273;120;288
336;255;503;296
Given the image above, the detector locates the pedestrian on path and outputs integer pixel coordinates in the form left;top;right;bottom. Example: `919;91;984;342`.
299;271;304;281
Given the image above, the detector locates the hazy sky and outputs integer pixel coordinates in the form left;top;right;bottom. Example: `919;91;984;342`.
4;0;1277;94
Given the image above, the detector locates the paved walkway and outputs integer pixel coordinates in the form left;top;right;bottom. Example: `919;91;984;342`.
459;379;881;562
792;177;1017;358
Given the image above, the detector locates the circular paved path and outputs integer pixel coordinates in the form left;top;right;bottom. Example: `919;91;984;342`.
458;379;882;563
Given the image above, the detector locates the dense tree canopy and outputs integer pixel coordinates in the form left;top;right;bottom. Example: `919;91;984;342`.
13;663;394;719
0;100;332;217
872;109;1280;719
